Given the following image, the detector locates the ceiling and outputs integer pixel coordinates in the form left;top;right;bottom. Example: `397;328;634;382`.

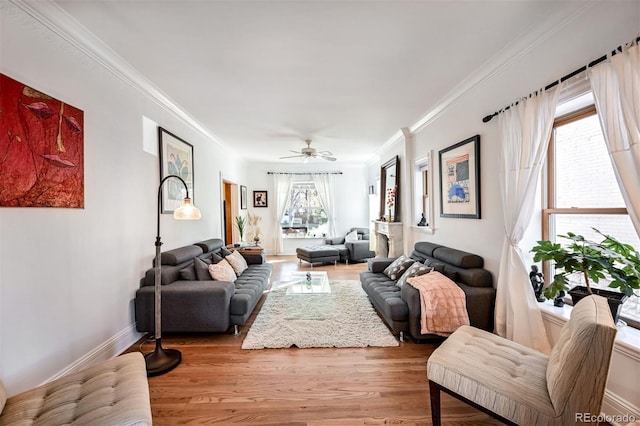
53;0;586;164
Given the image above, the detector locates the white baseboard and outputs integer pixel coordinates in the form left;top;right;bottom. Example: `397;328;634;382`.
43;323;144;384
602;389;640;426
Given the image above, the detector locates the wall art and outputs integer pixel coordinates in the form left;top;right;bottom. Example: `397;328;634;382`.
240;185;248;210
0;73;84;208
439;135;480;219
159;127;194;213
253;190;268;208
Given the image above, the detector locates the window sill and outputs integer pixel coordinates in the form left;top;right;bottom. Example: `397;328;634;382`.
539;300;640;360
411;225;435;235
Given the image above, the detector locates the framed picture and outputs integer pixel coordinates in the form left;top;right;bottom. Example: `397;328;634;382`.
240;185;248;210
0;73;85;208
159;127;194;214
253;190;268;208
439;135;480;219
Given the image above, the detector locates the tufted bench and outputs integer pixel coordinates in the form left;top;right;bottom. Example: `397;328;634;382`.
0;352;152;425
296;245;340;266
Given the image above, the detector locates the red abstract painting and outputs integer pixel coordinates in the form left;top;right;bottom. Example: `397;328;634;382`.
0;73;84;208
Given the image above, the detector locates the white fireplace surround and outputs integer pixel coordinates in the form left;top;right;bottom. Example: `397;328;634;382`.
373;221;403;258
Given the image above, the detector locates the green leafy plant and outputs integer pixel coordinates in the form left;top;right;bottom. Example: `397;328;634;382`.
531;228;640;300
235;215;246;241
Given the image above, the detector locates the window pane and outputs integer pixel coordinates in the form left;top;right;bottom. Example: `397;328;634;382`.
281;182;329;238
552;213;640;323
554;114;625;208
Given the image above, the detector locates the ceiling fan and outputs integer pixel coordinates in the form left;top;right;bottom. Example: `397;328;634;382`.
279;139;336;162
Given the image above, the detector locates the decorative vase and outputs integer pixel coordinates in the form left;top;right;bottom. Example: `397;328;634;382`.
388;208;392;222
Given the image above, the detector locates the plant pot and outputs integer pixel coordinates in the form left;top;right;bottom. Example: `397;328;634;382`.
568;286;628;323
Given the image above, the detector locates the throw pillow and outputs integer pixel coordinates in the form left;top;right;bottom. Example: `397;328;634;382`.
383;255;415;280
220;247;233;257
226;250;248;275
210;253;223;264
424;260;445;274
178;264;197;281
194;257;212;281
345;230;358;242
208;259;237;282
396;262;433;287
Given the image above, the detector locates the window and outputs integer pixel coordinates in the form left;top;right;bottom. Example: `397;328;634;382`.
412;152;434;233
281;182;328;238
544;102;640;325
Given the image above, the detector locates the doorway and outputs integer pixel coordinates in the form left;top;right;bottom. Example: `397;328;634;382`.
222;180;239;245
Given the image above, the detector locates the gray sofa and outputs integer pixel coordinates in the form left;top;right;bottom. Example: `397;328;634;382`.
323;227;376;263
360;241;495;342
135;238;271;334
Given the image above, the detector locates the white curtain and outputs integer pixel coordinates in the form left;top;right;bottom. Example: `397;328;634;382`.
312;173;337;238
589;41;640;236
272;173;292;254
495;85;562;354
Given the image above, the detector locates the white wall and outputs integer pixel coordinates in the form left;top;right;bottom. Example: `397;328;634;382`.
367;2;640;419
0;2;247;395
373;2;640;282
243;161;369;255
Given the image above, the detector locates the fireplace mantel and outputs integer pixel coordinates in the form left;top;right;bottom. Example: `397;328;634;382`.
373;221;403;258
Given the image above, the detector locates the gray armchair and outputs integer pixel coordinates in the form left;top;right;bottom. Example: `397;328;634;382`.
324;227;375;263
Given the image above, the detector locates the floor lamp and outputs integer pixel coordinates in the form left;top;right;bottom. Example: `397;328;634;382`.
145;174;201;376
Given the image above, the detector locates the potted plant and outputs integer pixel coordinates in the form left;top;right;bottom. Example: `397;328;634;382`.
235;215;246;242
531;228;640;322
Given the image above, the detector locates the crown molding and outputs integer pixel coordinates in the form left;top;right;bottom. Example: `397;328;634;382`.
10;0;227;148
375;1;595;156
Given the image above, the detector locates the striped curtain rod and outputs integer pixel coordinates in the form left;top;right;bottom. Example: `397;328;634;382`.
267;171;343;175
482;35;640;123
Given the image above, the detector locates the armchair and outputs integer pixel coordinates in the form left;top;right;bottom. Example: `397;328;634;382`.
427;295;617;425
324;227;375;263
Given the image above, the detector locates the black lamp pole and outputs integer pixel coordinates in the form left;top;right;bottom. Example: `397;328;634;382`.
144;174;199;376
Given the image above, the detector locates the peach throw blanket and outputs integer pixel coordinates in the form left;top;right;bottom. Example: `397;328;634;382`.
406;271;469;337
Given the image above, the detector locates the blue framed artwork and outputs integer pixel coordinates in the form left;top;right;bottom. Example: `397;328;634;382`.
439;135;480;219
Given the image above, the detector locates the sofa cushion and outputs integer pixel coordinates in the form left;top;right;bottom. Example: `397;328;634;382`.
194;238;224;254
179;264;197;281
433;246;483;268
209;259;237;282
194;257;212;281
396;263;432;287
159;245;203;266
226;250;248;275
384;255;415;280
345;230;358;242
423;260;445;274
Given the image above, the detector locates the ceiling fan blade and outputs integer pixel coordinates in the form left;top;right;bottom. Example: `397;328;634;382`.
279;154;306;159
289;150;303;154
321;155;337;161
317;150;333;156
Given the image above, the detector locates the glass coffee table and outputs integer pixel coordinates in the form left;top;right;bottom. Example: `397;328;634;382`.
284;271;331;295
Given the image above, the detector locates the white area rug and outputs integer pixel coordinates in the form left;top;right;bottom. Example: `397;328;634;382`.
241;280;399;349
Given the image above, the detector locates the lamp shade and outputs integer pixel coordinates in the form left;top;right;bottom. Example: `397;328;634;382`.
173;197;201;220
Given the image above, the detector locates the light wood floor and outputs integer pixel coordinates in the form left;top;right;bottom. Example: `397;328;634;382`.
127;256;501;425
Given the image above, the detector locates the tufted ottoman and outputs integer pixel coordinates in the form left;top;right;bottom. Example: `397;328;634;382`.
0;352;152;426
296;245;340;266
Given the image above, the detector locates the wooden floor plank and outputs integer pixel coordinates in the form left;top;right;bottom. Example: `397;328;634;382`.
126;255;502;425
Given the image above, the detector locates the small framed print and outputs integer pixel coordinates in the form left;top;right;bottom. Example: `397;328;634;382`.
240;185;248;210
253;190;268;208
